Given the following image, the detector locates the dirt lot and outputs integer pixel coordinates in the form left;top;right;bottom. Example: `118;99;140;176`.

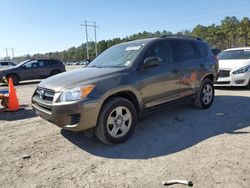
0;66;250;188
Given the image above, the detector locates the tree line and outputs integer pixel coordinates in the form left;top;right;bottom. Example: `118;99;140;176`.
12;16;250;63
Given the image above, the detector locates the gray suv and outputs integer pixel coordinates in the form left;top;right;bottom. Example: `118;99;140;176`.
32;36;218;144
0;58;65;85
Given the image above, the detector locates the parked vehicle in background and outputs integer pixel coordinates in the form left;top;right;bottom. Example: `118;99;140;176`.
32;35;218;144
64;62;71;66
215;47;250;88
79;61;89;66
0;61;16;69
211;48;222;56
0;58;65;85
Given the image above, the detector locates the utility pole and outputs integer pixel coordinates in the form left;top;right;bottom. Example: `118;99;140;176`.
11;48;14;58
80;20;99;60
94;21;98;56
85;20;89;60
5;48;8;59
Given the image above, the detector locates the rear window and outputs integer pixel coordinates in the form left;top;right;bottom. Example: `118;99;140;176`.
194;41;208;58
172;40;196;62
218;50;250;60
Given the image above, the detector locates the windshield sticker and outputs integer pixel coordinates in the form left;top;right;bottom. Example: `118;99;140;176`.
125;46;141;51
125;61;132;66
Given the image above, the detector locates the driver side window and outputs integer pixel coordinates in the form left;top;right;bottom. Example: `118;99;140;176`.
24;60;38;68
143;41;173;65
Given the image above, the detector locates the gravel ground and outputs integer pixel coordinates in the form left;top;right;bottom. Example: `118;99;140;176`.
0;65;250;188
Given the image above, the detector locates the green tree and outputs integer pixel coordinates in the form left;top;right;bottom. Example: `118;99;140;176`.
238;17;250;46
191;25;208;39
221;16;240;47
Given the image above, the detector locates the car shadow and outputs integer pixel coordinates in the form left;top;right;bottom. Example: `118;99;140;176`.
61;95;250;159
0;105;37;121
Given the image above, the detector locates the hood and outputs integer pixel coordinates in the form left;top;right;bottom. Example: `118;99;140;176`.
0;67;10;71
38;67;124;92
219;59;250;70
0;66;14;71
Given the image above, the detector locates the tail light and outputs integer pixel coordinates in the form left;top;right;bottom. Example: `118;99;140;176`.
213;55;219;63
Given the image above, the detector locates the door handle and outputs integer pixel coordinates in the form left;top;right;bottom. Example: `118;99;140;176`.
172;69;180;73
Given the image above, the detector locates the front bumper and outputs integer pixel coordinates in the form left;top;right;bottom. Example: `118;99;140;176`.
32;95;102;131
215;71;250;87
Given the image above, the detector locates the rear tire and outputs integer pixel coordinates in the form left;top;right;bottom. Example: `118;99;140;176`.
194;79;214;109
7;74;19;85
95;97;137;145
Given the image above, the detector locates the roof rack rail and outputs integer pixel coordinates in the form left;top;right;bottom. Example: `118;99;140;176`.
160;35;203;41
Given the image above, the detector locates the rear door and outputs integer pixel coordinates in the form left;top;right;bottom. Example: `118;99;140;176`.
171;40;201;96
137;40;183;108
37;60;52;78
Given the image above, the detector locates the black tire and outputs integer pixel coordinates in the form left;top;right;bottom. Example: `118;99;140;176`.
247;79;250;89
95;97;137;145
7;74;20;85
50;70;60;76
194;79;214;109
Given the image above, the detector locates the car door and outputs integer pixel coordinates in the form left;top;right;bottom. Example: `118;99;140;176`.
37;60;51;78
137;40;182;109
171;40;201;96
20;60;41;80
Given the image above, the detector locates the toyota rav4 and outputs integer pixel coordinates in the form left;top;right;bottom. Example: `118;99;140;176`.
32;35;218;144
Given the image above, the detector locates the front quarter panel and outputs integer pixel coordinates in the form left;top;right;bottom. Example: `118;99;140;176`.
89;71;143;112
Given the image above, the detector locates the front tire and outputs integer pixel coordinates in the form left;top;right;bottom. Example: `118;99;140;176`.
247;79;250;89
194;79;214;109
7;74;19;85
95;97;137;145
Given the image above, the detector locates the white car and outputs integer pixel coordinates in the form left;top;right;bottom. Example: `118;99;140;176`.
215;47;250;88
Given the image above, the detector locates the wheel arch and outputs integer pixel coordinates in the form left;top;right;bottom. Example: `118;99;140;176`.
101;90;141;115
202;73;214;83
6;73;20;81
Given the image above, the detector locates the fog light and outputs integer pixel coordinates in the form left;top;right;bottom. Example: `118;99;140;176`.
70;114;80;125
235;79;245;84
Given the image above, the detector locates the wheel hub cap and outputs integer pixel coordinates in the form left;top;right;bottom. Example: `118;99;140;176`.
107;106;132;138
202;84;213;105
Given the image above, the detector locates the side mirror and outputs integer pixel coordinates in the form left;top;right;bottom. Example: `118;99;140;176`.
143;57;160;68
22;65;27;69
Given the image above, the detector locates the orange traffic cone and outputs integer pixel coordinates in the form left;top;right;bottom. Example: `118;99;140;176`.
8;78;20;111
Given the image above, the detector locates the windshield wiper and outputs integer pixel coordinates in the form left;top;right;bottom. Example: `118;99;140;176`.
89;65;102;68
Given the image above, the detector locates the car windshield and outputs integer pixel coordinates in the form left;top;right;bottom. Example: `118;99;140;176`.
218;50;250;60
14;60;31;67
88;41;146;68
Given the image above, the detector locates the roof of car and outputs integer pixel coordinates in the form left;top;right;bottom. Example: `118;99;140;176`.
120;35;204;46
224;47;250;51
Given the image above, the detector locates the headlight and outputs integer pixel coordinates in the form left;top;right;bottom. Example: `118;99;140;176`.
59;85;95;102
233;65;250;74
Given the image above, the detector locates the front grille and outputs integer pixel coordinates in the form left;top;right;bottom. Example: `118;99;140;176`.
33;87;55;112
35;87;55;102
219;70;230;78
